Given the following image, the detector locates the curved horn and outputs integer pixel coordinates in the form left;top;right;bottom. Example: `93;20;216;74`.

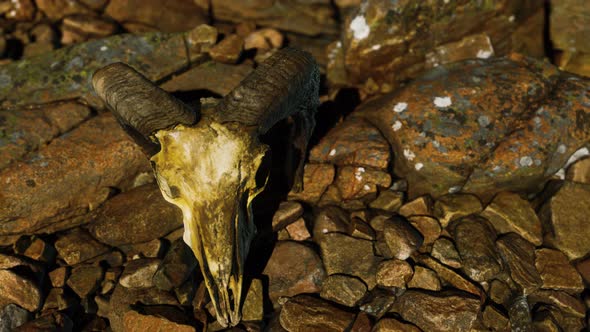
213;47;320;134
92;62;198;155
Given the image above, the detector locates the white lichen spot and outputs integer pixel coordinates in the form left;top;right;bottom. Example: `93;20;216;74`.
392;120;402;131
448;185;462;194
322;228;329;234
477;115;490;127
557;144;567;154
100;45;108;51
350;15;370;40
563;147;590;169
403;148;416;161
393;102;408;113
432;140;440;148
371;44;381;51
415;162;424;171
476;50;492;59
354;167;365;181
519;156;533;167
363;184;371;191
444;0;450;3
508;15;515;22
434;96;452;107
329;149;337;156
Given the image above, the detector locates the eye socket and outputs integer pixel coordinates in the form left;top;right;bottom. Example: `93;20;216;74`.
255;150;272;188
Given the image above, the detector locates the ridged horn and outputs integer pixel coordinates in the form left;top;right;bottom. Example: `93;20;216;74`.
213;47;320;134
92;62;198;155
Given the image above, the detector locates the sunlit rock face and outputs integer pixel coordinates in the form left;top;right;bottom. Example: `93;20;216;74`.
151;121;269;327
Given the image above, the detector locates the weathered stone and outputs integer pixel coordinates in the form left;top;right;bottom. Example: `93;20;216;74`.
242;279;264;321
67;265;103;298
489;279;513;306
122;239;163;259
54;228;110;265
398;195;433;217
425;33;495;69
350;312;372;332
286;218;311;241
87;183;181;246
417;255;481;296
0;270;40;312
36;0;92;20
61;15;118;44
13;312;73;332
310;118;390;170
183;24;218;55
551;0;590;76
347;218;375;240
453;216;502;282
358;288;397;318
408;266;441;291
42;287;75;311
383;217;423;260
0;253;37;271
407;215;441;248
390;290;481;332
496;233;542;294
535;248;584;294
433;194;483;228
244;28;284;50
319;233;380;289
0;304;31;331
106;0;207;33
123;309;195;332
48;267;68;288
481;191;542;245
0;114;150;236
209;34;244;64
312;205;349;241
332;166;391;202
263;241;325;303
575;257;590;284
530;290;586;318
431;237;462;269
376;259;413;289
369;190;404;212
120;258;160;289
288;163;335;204
566;156;590;184
539;181;590;260
153;239;198;291
4;0;35;20
320;275;367;307
373;318;421;332
272;201;304;232
482;305;510;331
279;295;355;332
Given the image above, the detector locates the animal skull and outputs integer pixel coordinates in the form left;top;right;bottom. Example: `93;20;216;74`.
92;48;319;327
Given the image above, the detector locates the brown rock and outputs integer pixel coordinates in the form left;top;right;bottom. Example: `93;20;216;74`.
390;290;481;332
162;61;251;97
417;255;481;296
425;33;495;69
376;259;413;288
310;118;390;170
488;279;513;306
496;233;542;294
0;270;40;312
408;266;441;291
431;237;462;269
279;295;355;332
55;228;110;265
184;24;218;55
49;267;69;288
350;312;372;332
105;0;207;33
482;305;510;331
87;183;182;246
535;248;584;294
320;274;367;307
407;215;441;248
312;205;349;241
244;28;283;50
319;233;380;289
453;216;502;282
433;194;483;228
347;218;375;240
358;288;397;318
209;34;244;64
263;241;325;303
575;257;590;284
123;309;195;332
530;290;586;318
286;218;311;241
373;318;421;332
0;114;150;236
61;15;118;44
67;265;103;298
481;191;543;246
332;166;391;202
152;239;198;291
23;237;55;263
398;195;432;217
242;278;264;321
4;0;35;20
119;258;160;288
122;239;163;259
539;181;590;260
566;157;590;184
383;217;423;260
42;287;75;311
13;312;73;331
369;190;404;212
551;0;590;74
36;0;92;20
288;163;335;204
0;253;36;270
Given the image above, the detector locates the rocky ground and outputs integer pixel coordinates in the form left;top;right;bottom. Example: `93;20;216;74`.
0;0;589;331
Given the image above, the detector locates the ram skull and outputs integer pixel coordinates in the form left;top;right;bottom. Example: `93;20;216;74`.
92;48;319;327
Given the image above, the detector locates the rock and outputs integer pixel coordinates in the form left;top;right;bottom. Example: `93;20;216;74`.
105;0;207;33
347;218;375;240
481;191;543;245
22;237;55;263
530;290;586;318
575;257;590;284
431;237;462;269
566;157;590;184
535;248;584;294
263;241;325;303
551;0;590;76
67;265;103;298
184;24;218;55
153;239;198;291
482;305;510;331
244;28;284;50
163;61;251;97
408;266;441;291
425;33;495;69
4;0;35;20
320;275;367;307
358;288;397;318
13;312;73;332
369;190;404;212
0;304;31;331
496;233;542;294
319;233;380;289
539;181;590;260
383;217;423;260
452;216;502;282
87;183;181;246
0;270;40;311
0;253;37;270
0;114;150;236
120;258;161;288
121;239;163;258
350;312;372;332
373;318;421;332
310;118;390;170
488;279;513;307
433;194;483;228
123;309;195;332
416;255;481;296
209;34;244;64
279;295;355;331
407;215;441;248
288;163;335;204
55;228;110;265
286;218;311;241
240;279;264;322
398;196;433;217
311;205;349;241
327;166;391;203
390;290;481;332
376;259;413;288
61;15;118;44
36;0;92;20
42;287;75;311
48;267;69;288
